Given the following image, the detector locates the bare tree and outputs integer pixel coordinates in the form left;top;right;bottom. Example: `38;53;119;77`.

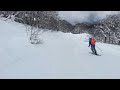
0;11;60;44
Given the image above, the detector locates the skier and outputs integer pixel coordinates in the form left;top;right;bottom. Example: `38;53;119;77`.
88;36;97;55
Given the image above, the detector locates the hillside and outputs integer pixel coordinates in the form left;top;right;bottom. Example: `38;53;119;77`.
0;19;120;79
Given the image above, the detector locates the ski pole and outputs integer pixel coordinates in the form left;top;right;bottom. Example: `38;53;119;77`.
96;45;102;51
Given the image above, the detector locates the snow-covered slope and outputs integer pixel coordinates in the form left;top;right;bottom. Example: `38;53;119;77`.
0;19;120;79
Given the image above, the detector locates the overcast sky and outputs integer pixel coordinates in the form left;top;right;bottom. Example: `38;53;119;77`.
58;11;120;25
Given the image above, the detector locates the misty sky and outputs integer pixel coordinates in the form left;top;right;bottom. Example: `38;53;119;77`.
58;11;120;25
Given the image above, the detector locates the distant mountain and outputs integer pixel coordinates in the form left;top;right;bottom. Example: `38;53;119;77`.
71;14;120;45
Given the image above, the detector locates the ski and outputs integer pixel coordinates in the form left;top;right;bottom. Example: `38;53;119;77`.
89;52;101;56
95;54;101;56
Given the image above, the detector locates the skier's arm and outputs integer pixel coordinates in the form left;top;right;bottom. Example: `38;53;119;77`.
88;41;91;46
88;40;91;47
95;39;96;44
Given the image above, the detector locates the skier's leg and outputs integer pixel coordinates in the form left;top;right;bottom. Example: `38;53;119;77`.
94;45;97;55
92;45;96;54
91;47;94;53
93;48;96;54
94;47;97;55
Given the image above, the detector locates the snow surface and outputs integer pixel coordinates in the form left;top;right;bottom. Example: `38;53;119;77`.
0;18;120;79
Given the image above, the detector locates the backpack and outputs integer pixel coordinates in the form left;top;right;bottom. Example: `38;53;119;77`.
90;38;95;45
